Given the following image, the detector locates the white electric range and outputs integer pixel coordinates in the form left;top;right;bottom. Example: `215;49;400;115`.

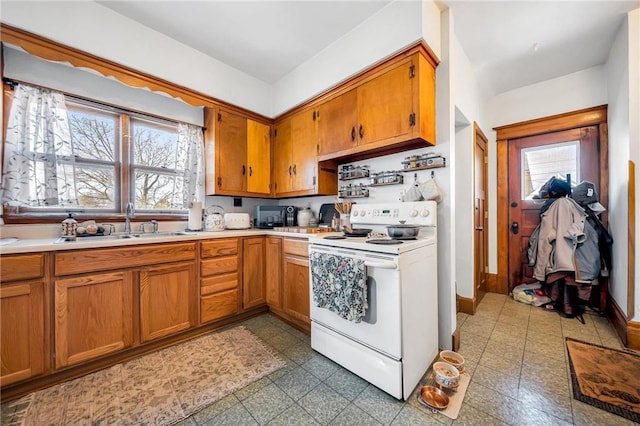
308;201;438;400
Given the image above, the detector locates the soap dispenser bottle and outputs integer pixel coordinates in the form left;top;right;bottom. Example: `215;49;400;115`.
61;213;78;239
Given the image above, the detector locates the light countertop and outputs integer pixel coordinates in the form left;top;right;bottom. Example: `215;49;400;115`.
0;228;330;255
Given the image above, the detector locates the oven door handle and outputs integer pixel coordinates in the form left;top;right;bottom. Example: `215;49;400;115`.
364;260;398;269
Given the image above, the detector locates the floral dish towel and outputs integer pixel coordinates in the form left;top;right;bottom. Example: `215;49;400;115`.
310;252;368;322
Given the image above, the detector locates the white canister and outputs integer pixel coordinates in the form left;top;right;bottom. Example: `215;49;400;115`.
297;207;314;227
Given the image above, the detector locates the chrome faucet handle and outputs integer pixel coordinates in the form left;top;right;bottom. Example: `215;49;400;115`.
101;223;116;235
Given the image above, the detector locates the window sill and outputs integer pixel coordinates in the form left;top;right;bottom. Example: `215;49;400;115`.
2;212;188;225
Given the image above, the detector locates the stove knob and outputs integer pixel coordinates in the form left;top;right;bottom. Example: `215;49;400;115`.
410;209;419;217
359;210;366;217
421;209;430;217
352;210;359;217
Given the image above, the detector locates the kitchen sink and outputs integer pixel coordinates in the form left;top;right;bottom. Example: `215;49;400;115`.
54;231;200;244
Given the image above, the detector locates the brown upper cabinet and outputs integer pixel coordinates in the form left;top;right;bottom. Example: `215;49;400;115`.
315;52;436;160
204;108;272;197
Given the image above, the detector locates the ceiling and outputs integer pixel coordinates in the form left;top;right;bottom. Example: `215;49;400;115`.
98;0;639;97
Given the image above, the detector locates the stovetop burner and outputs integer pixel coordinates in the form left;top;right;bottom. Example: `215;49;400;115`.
366;239;404;245
324;235;347;240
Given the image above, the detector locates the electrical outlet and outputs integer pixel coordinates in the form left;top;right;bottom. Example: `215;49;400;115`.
233;198;242;207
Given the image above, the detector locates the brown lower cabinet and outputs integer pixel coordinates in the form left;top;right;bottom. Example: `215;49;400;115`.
54;271;134;368
0;236;280;397
200;238;241;324
140;262;195;343
266;237;310;331
1;254;46;386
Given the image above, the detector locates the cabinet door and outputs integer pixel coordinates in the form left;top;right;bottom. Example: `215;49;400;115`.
283;255;310;325
273;119;292;194
265;236;283;308
356;60;414;145
243;237;266;309
1;281;45;385
140;262;194;343
317;90;357;156
54;272;133;369
246;120;271;195
291;110;317;192
216;109;247;193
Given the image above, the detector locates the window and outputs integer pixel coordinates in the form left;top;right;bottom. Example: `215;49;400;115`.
1;84;203;221
521;141;579;199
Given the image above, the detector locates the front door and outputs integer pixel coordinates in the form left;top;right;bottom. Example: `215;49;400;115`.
507;126;600;290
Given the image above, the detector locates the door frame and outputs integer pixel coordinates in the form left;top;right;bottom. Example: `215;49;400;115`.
493;105;608;294
473;122;489;309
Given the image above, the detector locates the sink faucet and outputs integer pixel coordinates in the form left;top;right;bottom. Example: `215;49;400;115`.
124;202;135;234
139;220;158;234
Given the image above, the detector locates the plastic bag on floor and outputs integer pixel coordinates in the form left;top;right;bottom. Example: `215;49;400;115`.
512;283;552;307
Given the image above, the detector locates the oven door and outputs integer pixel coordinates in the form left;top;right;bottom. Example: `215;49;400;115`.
309;245;401;359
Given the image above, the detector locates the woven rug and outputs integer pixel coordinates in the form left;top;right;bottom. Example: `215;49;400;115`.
1;326;285;426
566;337;640;423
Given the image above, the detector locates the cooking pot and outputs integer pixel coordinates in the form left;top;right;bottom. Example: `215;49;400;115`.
386;223;421;239
204;205;225;231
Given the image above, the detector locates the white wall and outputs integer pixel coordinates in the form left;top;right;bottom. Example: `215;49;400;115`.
606;8;640;322
487;66;607;128
451;33;489;299
272;0;441;116
606;15;630;317
630;8;640;323
0;1;273;116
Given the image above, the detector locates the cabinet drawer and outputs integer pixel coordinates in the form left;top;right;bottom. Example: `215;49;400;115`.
55;243;196;276
201;239;238;258
201;256;238;277
200;289;239;324
1;254;44;282
283;238;309;257
201;273;238;296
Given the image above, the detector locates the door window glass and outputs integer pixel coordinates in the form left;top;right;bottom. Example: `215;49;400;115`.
521;141;579;199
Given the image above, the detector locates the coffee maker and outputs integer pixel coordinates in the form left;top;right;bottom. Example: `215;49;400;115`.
284;205;298;226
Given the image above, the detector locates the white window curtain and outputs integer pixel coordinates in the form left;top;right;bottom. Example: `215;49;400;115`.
1;84;77;207
173;122;204;207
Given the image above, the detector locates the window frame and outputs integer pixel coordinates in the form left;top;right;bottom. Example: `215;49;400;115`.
1;82;191;224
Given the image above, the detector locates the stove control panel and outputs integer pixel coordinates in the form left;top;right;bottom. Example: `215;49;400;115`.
350;201;437;227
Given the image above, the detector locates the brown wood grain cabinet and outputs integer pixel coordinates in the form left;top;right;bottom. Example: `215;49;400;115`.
139;262;195;343
282;238;311;328
200;238;241;324
316;52;436;160
273;111;337;197
54;242;196;366
242;237;267;309
204;107;271;197
54;271;133;368
1;254;46;386
265;236;283;309
317;89;357;156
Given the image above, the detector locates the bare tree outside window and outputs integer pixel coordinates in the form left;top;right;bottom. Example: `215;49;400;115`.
67;106;118;209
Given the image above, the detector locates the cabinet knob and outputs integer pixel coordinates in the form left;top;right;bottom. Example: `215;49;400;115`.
249;166;253;177
293;164;297;175
242;165;246;176
359;125;364;139
351;127;356;142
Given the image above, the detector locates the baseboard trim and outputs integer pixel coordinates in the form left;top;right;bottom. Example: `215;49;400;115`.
457;295;475;315
609;297;640;351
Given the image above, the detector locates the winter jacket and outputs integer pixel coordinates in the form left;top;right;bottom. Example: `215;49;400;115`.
532;197;600;283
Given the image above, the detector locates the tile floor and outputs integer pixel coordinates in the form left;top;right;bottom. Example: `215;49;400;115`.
173;293;635;425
